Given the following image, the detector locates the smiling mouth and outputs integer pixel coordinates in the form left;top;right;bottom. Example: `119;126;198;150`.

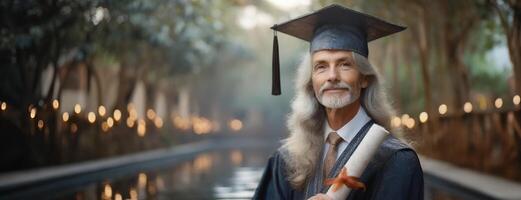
323;88;348;93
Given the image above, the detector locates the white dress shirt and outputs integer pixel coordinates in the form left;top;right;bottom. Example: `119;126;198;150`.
322;106;371;162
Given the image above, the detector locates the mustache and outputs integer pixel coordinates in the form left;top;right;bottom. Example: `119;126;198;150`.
319;82;352;95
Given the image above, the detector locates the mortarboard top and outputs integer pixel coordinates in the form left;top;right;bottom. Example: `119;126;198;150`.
270;4;406;95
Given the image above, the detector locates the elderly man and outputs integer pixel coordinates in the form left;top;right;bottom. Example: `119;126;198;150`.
253;4;424;200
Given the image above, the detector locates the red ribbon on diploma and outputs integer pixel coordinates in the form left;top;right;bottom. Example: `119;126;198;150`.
324;167;366;192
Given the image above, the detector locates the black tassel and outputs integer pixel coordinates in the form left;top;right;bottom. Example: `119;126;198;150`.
272;30;281;95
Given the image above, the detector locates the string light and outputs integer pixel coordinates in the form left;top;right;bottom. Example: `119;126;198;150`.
0;102;6;111
513;95;520;105
30;108;36;119
70;123;78;133
107;117;114;128
88;112;96;123
404;118;415;129
129;109;138;119
52;99;59;110
401;114;410;123
463;102;473;113
494;98;503;108
193;117;213;134
127;103;135;111
113;109;122;121
229;119;243;132
126;117;135;128
146;109;156;120
419;112;428;123
438;104;447;115
172;115;191;130
98;105;106;116
74;104;82;114
95;94;509;144
154;117;163;128
37;120;44;129
101;122;109;132
391;116;401;127
62;112;70;122
137;119;146;136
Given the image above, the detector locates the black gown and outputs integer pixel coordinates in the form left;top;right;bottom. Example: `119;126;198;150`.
253;122;424;200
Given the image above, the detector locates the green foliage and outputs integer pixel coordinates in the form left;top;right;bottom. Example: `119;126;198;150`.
467;50;510;95
465;17;510;95
0;0;236;105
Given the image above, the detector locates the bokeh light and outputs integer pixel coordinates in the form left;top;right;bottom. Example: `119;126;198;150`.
113;109;122;121
137;119;146;137
74;104;82;114
62;112;69;122
419;112;428;123
107;117;114;128
98;105;106;116
391;116;401;127
228;119;243;132
438;104;448;115
30;108;36;119
154;117;163;128
495;98;503;108
37;120;44;129
70;123;78;133
463;102;473;113
52;99;59;110
88;112;96;123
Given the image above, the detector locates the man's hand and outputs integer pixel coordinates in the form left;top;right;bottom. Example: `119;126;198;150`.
307;193;332;200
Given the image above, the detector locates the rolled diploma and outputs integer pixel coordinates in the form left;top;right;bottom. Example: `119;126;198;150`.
326;124;390;200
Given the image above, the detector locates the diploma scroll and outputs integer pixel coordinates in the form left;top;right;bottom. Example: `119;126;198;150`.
325;124;390;200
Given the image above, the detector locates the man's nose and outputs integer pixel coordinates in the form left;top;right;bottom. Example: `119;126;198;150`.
327;66;339;82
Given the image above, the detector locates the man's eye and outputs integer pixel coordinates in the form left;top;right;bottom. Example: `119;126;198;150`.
341;62;352;67
315;65;326;70
341;63;353;69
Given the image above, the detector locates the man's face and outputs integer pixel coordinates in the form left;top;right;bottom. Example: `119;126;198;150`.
311;50;368;109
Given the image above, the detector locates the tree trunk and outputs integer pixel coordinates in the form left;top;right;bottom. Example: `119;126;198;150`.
112;62;137;111
86;59;103;107
508;6;521;94
441;0;475;108
417;8;432;114
392;42;400;111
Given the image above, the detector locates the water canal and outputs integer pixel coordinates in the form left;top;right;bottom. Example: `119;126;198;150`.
1;140;474;200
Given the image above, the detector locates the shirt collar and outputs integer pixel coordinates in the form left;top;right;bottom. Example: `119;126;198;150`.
324;106;371;143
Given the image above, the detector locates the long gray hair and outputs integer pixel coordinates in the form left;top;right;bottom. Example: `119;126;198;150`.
280;51;396;189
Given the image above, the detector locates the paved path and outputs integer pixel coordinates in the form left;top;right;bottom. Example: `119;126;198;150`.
421;156;521;200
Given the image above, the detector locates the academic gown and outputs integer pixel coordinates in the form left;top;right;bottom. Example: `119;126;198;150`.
253;122;424;200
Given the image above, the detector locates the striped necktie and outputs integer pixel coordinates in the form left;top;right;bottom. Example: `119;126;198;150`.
323;132;343;179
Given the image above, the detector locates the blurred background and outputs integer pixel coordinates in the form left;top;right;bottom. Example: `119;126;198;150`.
0;0;520;199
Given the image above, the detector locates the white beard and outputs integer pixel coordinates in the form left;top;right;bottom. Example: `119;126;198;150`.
317;82;359;109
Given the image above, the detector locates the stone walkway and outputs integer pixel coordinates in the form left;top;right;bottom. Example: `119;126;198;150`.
421;156;521;200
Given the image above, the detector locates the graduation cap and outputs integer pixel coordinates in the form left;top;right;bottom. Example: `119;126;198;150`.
270;4;406;95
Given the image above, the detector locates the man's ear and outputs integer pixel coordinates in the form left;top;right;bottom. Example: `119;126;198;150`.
361;75;372;88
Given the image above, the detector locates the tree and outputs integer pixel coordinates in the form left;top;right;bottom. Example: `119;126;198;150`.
490;0;521;95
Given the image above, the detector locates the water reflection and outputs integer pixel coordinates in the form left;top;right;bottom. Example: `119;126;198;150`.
214;167;263;199
4;144;479;200
53;148;272;200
